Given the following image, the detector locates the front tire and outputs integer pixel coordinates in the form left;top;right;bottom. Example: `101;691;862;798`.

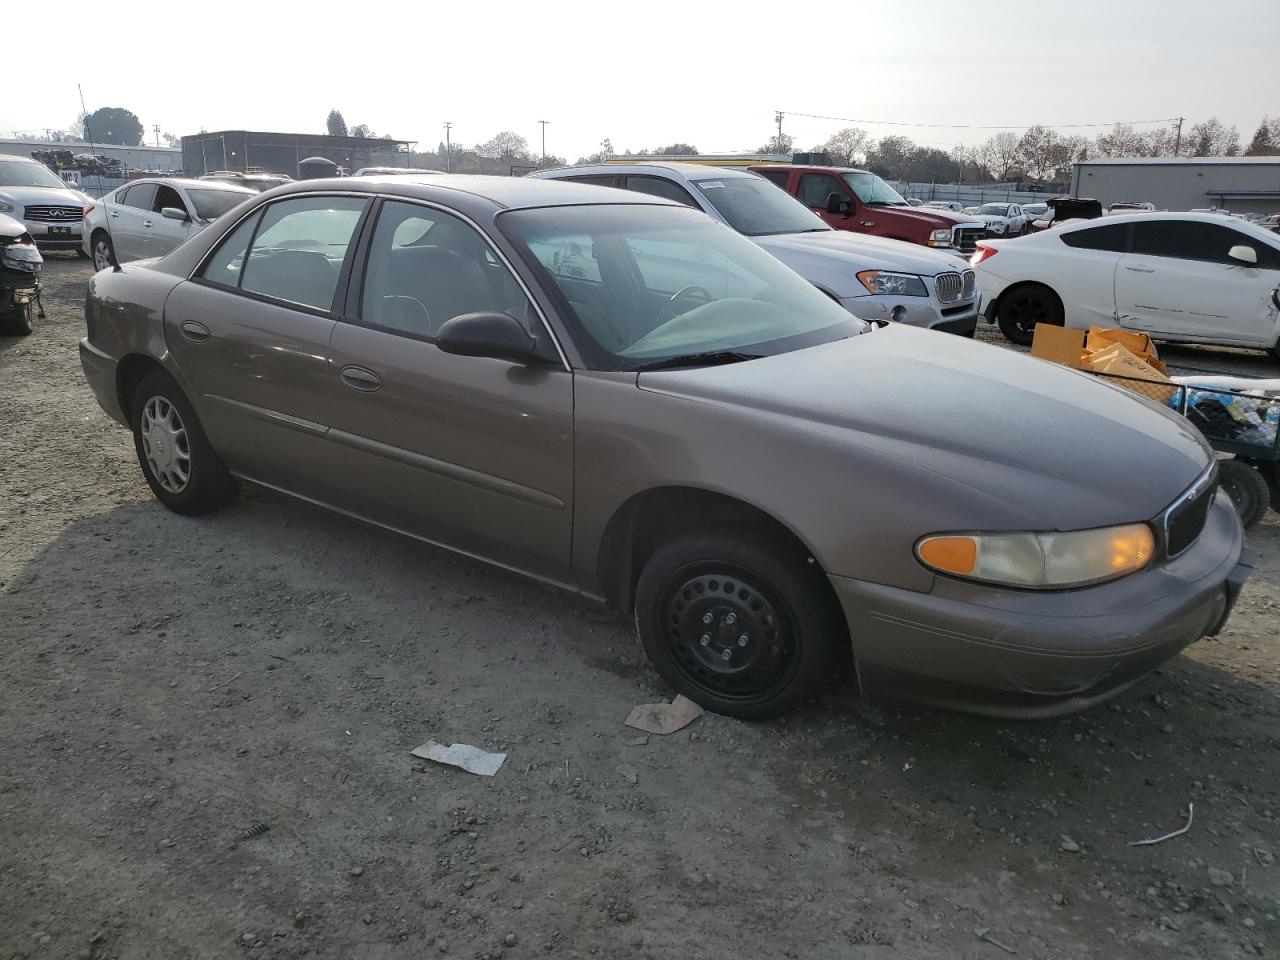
91;232;117;271
633;529;845;719
997;282;1063;345
130;369;237;515
0;302;33;336
1217;459;1270;528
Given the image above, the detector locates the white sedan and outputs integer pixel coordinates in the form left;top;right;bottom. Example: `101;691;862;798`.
82;178;253;269
973;212;1280;354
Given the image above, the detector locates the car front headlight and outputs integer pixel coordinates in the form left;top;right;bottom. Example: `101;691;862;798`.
856;270;928;297
0;242;42;272
916;523;1155;589
927;228;953;247
0;200;14;214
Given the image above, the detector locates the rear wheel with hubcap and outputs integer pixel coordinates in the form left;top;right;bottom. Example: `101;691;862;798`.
997;283;1063;345
130;369;237;514
92;232;116;271
634;530;844;719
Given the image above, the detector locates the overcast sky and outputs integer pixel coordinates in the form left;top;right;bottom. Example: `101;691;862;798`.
5;0;1278;161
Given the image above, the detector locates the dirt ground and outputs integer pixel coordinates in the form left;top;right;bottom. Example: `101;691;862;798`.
2;255;1278;960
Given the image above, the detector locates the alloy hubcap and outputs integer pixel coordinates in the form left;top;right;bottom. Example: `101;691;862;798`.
665;569;794;698
140;395;191;493
94;240;112;271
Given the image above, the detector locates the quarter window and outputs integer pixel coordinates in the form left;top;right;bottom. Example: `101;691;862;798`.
797;173;845;208
1060;222;1130;253
238;196;365;311
359;200;534;339
755;169;789;189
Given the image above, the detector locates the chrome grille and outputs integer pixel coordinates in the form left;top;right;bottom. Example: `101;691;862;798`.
1162;464;1217;558
951;226;984;254
934;270;976;304
24;205;83;223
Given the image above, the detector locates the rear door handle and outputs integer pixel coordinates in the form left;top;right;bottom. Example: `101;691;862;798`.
340;365;382;391
109;211;119;218
180;321;210;342
1125;264;1155;273
142;220;153;228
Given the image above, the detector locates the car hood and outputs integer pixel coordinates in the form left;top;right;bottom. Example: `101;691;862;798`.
870;205;983;229
0;184;89;208
977;214;1011;224
637;326;1210;530
0;212;28;239
755;230;969;275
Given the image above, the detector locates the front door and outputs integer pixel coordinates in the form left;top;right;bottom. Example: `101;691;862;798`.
323;199;575;583
163;195;368;492
111;182;155;261
796;172;856;231
144;183;195;258
1116;219;1280;345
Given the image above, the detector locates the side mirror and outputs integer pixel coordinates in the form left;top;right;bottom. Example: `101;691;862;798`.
161;206;190;222
1228;244;1258;265
436;311;538;363
824;192;851;215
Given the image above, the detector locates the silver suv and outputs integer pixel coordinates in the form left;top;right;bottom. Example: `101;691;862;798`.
531;163;979;335
0;155;92;252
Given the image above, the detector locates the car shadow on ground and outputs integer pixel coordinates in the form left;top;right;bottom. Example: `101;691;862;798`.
2;486;1276;958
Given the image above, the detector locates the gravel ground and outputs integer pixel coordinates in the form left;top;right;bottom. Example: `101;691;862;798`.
2;255;1278;960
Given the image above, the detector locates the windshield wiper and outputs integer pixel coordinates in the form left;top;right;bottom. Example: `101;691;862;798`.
632;350;762;373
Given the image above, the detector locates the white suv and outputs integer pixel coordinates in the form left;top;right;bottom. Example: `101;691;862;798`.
0;155;92;253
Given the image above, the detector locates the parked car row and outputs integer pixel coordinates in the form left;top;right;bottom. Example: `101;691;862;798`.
76;174;1251;722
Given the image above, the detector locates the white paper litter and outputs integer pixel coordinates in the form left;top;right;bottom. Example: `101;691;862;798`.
624;695;703;735
411;741;506;777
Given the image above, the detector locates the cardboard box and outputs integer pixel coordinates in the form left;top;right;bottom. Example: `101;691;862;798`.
1083;342;1177;403
1085;325;1165;372
1030;324;1088;369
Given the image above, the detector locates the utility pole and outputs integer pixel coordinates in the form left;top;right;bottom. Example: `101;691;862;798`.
1173;117;1184;157
443;121;452;173
538;120;549;163
775;110;784;142
153;124;161;149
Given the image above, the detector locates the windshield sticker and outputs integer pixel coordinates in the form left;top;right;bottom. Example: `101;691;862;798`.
699;181;725;189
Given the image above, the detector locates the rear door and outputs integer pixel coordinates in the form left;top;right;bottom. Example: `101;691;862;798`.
163;194;368;492
322;198;575;582
112;183;155;261
1116;219;1280;345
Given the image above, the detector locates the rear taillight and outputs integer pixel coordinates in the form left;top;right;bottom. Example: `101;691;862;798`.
970;243;997;267
82;204;95;218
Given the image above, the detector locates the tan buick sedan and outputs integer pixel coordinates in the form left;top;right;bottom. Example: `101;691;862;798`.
79;176;1250;719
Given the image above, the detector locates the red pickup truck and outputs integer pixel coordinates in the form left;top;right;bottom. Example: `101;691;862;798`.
749;164;987;257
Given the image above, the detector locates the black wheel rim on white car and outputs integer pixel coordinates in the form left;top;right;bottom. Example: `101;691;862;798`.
1003;290;1052;339
93;239;113;271
140;395;191;493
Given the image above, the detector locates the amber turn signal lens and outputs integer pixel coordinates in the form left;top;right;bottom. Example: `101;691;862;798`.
917;536;978;576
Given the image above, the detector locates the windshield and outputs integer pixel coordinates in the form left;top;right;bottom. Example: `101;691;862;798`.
500;204;865;371
977;204;1010;215
0;160;69;190
692;176;829;237
841;172;907;206
187;188;249;221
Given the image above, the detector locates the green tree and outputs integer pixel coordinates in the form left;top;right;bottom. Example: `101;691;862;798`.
759;133;794;155
326;110;348;137
652;143;698;155
1244;117;1280;156
350;123;372;138
82;107;144;146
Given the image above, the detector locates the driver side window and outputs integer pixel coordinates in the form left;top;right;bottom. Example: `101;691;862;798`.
153;185;184;214
797;174;844;208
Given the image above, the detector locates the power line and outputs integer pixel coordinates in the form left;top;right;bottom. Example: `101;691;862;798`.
780;110;1181;131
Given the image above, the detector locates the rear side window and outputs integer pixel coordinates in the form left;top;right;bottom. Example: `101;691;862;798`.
755;169;789;189
239;197;365;311
122;183;156;211
565;175;619;188
624;176;697;207
1060;222;1129;253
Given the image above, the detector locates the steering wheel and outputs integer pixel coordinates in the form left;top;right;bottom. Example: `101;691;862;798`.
657;285;714;324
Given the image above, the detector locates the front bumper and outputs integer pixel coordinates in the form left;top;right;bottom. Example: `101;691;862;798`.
830;489;1248;719
25;219;85;248
841;294;980;335
79;338;127;426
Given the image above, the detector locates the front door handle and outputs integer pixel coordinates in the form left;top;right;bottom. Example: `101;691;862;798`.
142;220;153;228
1125;264;1155;273
109;211;119;218
340;365;382;391
179;320;210;342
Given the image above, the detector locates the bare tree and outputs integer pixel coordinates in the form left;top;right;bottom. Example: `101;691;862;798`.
759;133;794;155
350;123;373;139
476;131;531;160
977;131;1021;180
823;127;871;165
1187;117;1240;157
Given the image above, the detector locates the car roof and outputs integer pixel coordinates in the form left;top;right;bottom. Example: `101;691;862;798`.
752;164;872;175
536;162;758;182
273;173;683;210
1059;210;1280;241
128;177;254;193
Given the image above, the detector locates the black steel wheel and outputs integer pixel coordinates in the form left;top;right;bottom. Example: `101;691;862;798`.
0;301;33;337
997;283;1063;346
634;530;844;719
1219;459;1270;528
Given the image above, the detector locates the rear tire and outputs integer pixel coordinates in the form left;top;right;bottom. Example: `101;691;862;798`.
0;302;33;337
633;528;845;719
997;283;1063;346
130;369;238;515
1217;459;1270;528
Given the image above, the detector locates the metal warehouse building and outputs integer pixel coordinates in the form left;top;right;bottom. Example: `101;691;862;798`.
180;130;412;178
1070;156;1280;215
